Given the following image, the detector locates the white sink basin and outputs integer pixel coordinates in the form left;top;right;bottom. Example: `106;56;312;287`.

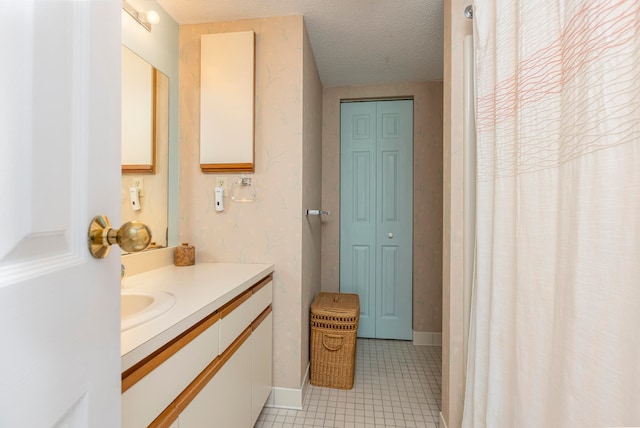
121;289;176;331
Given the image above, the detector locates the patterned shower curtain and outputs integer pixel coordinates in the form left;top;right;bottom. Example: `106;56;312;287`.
463;1;640;426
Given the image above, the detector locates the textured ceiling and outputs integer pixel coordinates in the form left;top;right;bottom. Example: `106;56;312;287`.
156;0;444;87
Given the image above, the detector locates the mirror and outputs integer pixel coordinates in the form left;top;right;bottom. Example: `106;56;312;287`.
121;0;178;250
122;45;157;173
121;46;169;249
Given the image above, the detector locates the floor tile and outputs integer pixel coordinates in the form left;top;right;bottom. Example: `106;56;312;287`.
254;339;441;428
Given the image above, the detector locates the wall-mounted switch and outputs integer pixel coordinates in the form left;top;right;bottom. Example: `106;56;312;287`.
215;176;228;197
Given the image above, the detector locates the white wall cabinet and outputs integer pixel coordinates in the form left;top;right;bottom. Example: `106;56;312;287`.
121;274;272;428
200;31;255;173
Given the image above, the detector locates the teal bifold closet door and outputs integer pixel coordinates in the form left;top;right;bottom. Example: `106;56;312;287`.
340;100;413;340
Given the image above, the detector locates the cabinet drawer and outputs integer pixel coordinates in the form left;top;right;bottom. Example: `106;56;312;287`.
122;318;219;428
219;276;272;352
250;280;272;321
219;290;252;352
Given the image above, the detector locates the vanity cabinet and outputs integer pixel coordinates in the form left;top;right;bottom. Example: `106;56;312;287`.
121;273;273;428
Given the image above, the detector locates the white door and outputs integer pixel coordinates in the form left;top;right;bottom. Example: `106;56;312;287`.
0;3;121;427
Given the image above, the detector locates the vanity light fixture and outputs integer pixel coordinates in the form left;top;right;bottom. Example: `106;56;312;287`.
146;10;160;25
122;0;160;32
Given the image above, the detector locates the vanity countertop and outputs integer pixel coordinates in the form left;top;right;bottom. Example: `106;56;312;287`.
120;262;274;372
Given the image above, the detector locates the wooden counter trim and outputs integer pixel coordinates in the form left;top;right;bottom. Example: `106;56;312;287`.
252;273;273;295
149;326;253;428
121;310;220;393
252;305;272;332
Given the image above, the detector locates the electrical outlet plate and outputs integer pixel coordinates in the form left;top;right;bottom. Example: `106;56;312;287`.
216;176;228;197
132;177;144;196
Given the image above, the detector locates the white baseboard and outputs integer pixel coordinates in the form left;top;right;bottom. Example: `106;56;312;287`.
413;331;442;346
265;363;310;410
439;411;448;428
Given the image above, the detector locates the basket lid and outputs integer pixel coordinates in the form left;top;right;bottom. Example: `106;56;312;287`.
311;292;360;313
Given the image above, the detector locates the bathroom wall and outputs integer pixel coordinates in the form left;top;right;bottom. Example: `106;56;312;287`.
321;82;444;336
178;15;322;392
442;0;472;426
300;25;323;381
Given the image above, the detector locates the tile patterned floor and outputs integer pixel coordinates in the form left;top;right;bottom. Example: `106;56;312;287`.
254;339;442;428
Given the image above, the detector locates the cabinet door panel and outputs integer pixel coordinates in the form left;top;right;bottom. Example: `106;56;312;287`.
200;31;255;172
251;312;273;424
220;299;252;352
250;281;273;320
180;339;252;428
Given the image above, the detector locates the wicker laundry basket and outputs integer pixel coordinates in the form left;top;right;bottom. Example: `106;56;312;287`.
310;292;360;389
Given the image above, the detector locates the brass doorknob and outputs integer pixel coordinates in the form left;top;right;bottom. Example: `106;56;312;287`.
88;215;152;258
